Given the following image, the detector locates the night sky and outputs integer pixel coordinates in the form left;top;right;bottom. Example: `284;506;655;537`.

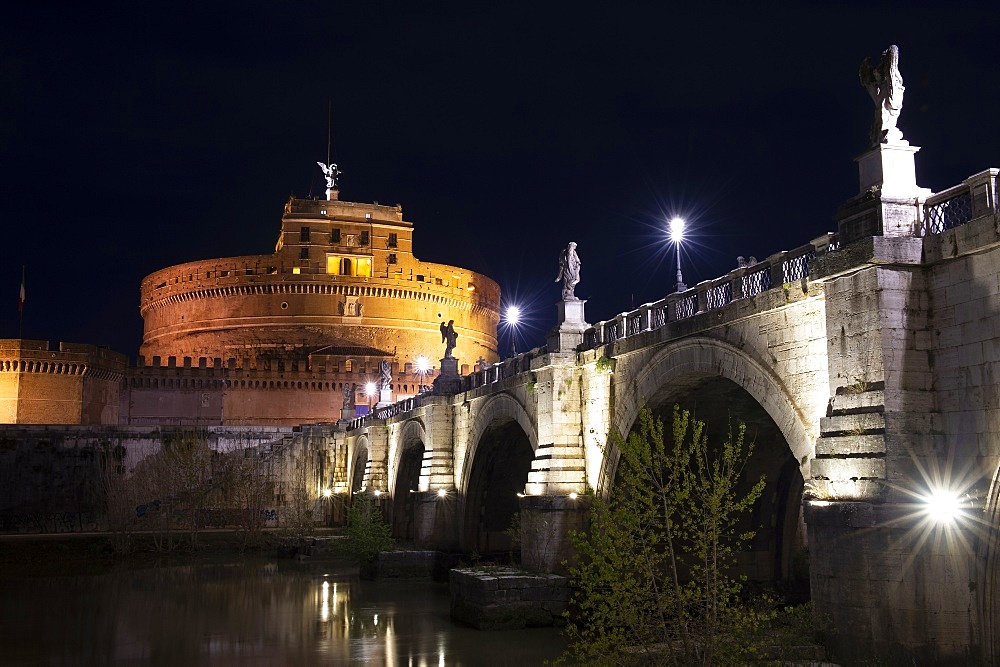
3;2;998;359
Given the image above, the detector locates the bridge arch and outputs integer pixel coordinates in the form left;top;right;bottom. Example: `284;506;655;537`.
604;337;816;495
390;418;427;540
603;337;817;587
350;434;370;493
460;392;537;554
980;463;1000;660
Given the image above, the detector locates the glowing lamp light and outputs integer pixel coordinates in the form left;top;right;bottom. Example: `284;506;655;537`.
416;355;431;392
365;381;377;397
924;489;962;524
416;355;430;373
504;304;523;356
437;489;447;498
322;488;332;498
506;305;521;325
568;492;578;500
669;217;685;242
669;217;687;292
373;489;382;497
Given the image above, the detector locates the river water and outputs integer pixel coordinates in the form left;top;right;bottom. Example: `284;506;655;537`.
0;560;566;666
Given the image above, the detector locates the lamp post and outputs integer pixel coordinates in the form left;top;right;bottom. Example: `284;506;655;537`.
365;381;377;413
505;305;521;356
415;355;430;393
670;217;687;293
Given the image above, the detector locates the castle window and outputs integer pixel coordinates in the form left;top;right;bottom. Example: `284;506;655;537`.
388;233;398;248
356;258;372;277
341;258;352;275
300;247;309;260
220;270;229;277
345;359;353;372
300;227;310;242
331;228;341;243
388;253;397;264
245;268;254;275
360;231;370;246
292;267;301;274
416;274;424;282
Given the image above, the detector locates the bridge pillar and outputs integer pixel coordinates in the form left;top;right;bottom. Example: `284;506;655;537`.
811;236;980;662
519;494;588;573
411;490;459;551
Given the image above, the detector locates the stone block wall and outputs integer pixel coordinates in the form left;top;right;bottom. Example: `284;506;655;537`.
449;567;569;630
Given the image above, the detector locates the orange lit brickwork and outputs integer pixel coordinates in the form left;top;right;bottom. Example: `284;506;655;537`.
140;198;500;372
0;340;126;425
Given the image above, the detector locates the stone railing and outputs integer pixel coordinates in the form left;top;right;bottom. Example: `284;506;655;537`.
582;235;835;350
462;348;545;392
921;168;999;236
348;395;423;430
345;348;550;430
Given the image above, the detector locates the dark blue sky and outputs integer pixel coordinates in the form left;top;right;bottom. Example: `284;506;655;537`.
2;2;998;358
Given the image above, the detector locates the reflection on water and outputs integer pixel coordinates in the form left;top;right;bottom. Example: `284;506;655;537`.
0;560;565;666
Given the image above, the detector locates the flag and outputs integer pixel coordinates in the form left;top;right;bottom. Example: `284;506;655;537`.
18;273;24;313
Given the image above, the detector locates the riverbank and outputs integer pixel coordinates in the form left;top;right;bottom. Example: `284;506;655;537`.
0;530;356;578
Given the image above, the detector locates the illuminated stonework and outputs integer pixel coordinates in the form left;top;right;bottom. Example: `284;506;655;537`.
139;196;501;389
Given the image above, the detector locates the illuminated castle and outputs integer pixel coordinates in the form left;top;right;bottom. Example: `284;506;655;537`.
1;188;501;426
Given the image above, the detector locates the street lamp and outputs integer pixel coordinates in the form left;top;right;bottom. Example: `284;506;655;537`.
670;217;686;293
505;305;521;356
415;355;430;393
365;381;377;412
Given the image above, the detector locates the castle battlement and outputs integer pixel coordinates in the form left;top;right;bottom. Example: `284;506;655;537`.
138;195;500;375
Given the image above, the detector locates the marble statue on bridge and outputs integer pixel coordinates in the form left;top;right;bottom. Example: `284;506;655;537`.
859;44;905;146
555;241;581;301
440;320;458;359
378;360;392;391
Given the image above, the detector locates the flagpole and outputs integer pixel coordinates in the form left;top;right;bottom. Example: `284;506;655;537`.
18;265;24;340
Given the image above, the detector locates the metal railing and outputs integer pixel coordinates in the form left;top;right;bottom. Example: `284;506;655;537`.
582;237;833;350
921;169;999;236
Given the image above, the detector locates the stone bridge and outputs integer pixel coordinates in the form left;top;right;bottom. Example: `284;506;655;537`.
322;161;1000;662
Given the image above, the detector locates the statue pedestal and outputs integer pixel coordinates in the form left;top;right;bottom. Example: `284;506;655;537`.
340;407;355;422
547;300;589;353
837;142;931;244
432;357;463;394
375;388;393;409
857;141;925;199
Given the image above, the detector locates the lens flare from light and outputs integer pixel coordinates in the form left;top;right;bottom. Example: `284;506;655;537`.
415;355;430;373
506;305;521;325
669;217;685;243
923;488;962;524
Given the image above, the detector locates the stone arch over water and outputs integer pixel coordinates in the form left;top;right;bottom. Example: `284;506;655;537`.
602;337;816;588
390;419;426;540
461;394;536;554
351;435;370;493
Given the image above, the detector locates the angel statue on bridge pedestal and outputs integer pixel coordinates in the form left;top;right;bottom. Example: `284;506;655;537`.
440;320;458;359
859;44;905;146
378;360;392;392
555;241;581;301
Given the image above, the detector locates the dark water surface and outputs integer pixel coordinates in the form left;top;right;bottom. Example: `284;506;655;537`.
0;560;566;666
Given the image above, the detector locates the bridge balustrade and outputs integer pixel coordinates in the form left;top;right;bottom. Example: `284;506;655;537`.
582;239;830;351
921;168;999;235
741;263;772;297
